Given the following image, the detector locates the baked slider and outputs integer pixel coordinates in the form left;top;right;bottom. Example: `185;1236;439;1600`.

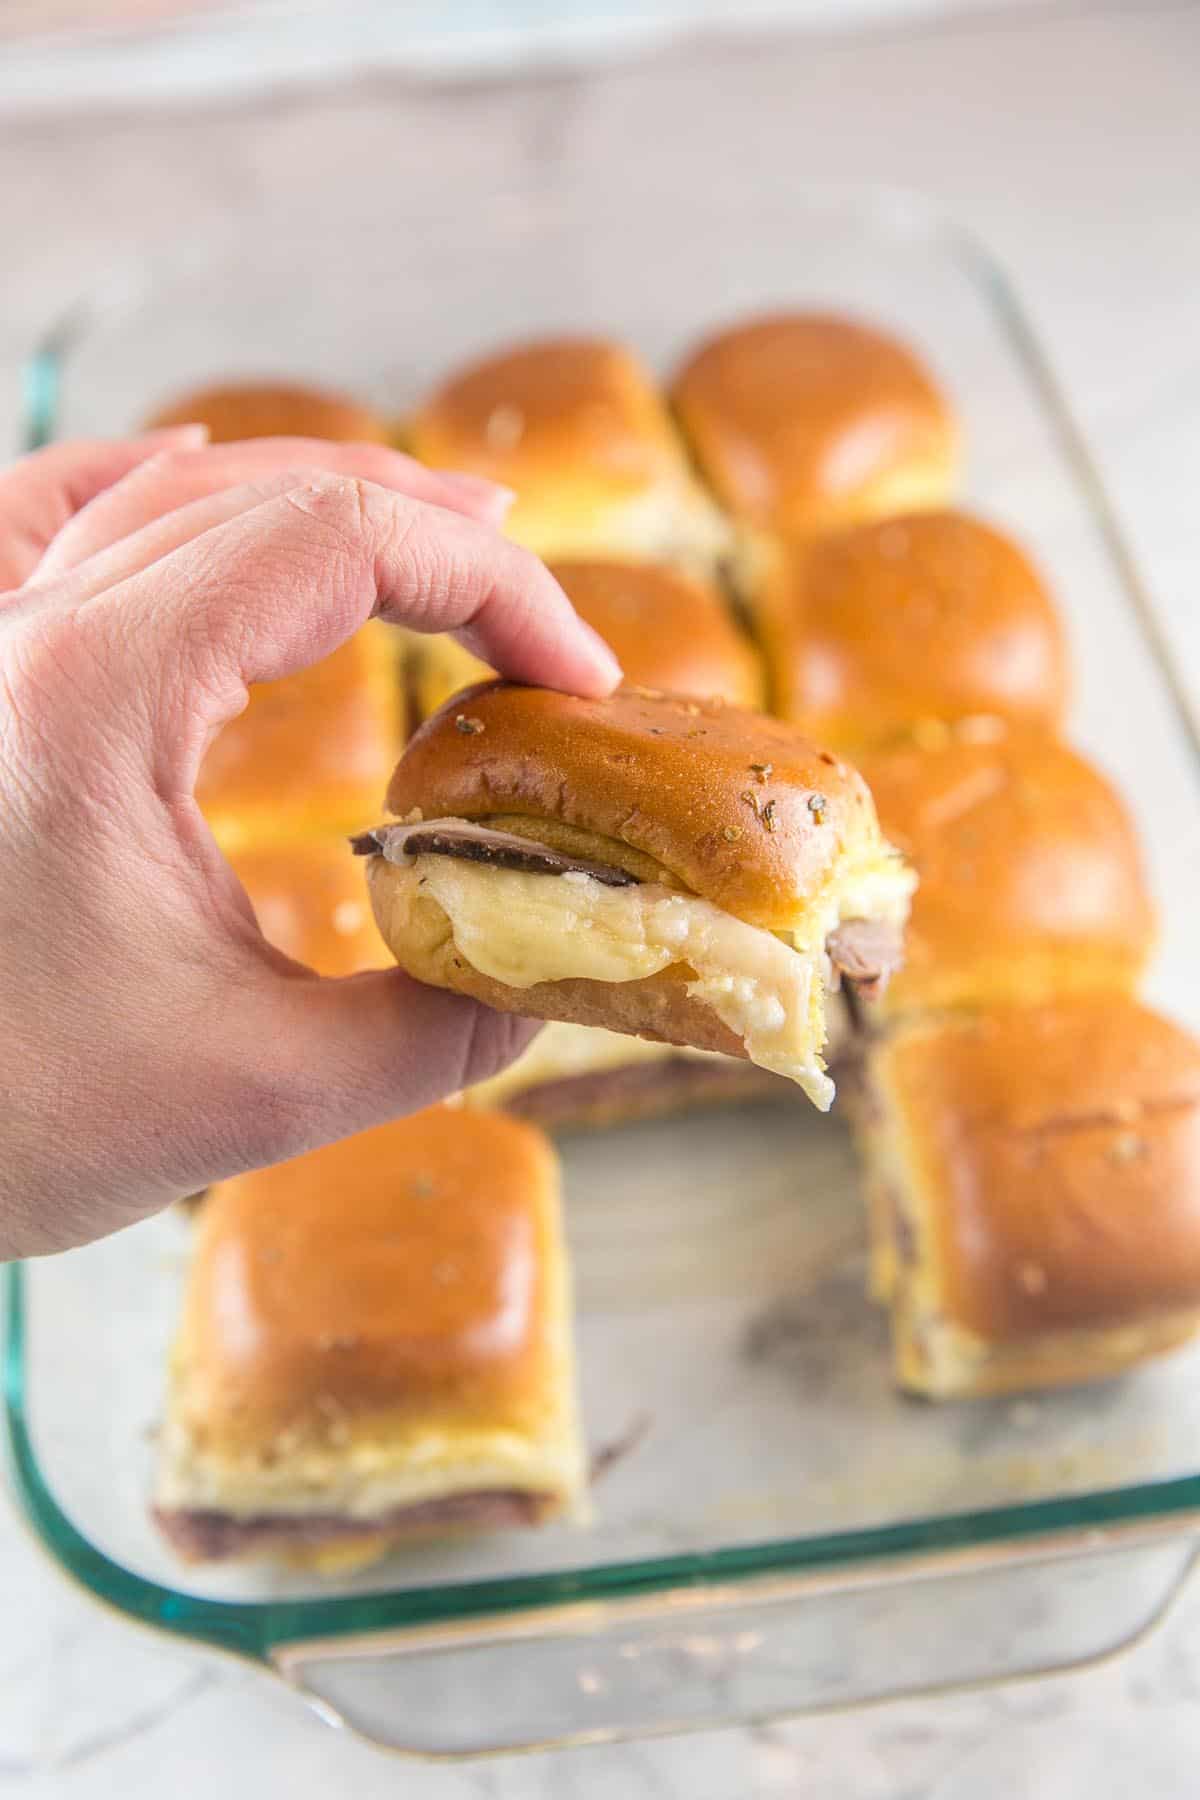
154;1107;585;1567
198;621;404;852
761;511;1069;746
145;378;391;444
465;1024;786;1130
405;337;730;568
230;840;385;978
854;726;1155;1021
861;998;1200;1397
404;564;772;1126
672;312;958;584
354;682;915;1110
407;555;764;734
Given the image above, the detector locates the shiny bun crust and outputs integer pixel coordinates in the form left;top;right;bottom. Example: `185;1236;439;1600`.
858;728;1155;1012
672;311;958;536
873;998;1200;1344
763;511;1069;744
385;681;881;930
405;337;731;568
407;337;683;497
229;841;385;978
168;1108;568;1456
145;379;391;444
404;558;764;727
550;560;763;709
197;621;403;850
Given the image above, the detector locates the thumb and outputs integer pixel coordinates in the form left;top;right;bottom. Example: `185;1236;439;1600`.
211;964;539;1175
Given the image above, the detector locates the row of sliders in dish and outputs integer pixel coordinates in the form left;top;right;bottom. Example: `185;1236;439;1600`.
146;314;1200;1570
378;322;1189;1411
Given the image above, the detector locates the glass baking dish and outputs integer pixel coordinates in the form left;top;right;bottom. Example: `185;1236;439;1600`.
6;186;1200;1760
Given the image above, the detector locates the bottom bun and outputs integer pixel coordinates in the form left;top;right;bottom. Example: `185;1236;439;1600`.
490;1054;788;1132
369;861;749;1059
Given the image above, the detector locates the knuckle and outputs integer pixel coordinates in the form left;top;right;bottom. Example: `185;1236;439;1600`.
281;474;378;577
0;614;140;827
4;612;107;716
282;470;370;531
283;473;424;604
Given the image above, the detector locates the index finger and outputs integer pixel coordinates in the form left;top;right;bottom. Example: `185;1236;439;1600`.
85;474;622;768
0;430;205;591
35;437;514;580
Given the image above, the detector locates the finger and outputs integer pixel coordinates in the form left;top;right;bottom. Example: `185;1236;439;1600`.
84;474;621;771
25;468;377;611
0;428;207;590
209;969;540;1176
35;439;514;580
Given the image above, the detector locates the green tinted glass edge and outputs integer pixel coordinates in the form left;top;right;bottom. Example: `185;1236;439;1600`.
23;345;60;452
10;1257;1200;1660
9;192;1200;1661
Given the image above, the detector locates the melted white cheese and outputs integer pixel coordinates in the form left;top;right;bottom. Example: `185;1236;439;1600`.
403;858;845;1105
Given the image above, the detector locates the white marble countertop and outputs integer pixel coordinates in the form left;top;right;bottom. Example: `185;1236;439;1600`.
3;5;1200;1791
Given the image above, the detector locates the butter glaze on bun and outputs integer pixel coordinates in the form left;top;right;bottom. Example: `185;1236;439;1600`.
672;312;958;554
857;727;1155;1018
406;337;730;568
154;1107;584;1566
360;682;915;1108
762;510;1069;745
408;557;763;728
197;621;403;851
862;998;1200;1397
145;379;391;444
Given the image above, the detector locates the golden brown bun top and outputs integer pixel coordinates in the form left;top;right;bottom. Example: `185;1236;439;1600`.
672;311;957;534
764;511;1069;744
549;559;762;708
229;841;385;979
181;1108;559;1447
145;379;391;445
879;999;1200;1339
196;620;401;842
386;680;882;930
408;337;682;492
858;727;1155;986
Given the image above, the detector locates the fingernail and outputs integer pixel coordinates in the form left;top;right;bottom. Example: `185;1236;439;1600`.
142;423;210;449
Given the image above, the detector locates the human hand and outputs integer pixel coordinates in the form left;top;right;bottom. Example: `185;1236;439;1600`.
0;435;620;1256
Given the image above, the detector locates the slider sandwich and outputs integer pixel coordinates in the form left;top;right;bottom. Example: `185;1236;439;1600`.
404;562;773;1125
855;727;1155;1022
861;998;1200;1397
355;683;915;1111
464;1022;784;1131
672;311;959;586
145;378;391;444
406;336;730;569
761;510;1069;745
155;1108;585;1567
408;555;763;734
197;622;404;852
229;840;386;978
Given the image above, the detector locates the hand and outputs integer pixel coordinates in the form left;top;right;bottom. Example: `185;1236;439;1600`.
0;435;621;1257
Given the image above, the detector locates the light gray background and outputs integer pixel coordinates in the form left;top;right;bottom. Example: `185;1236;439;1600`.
3;3;1200;1791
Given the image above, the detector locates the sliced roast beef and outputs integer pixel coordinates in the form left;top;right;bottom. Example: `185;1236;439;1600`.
825;918;904;999
154;1488;554;1561
351;819;637;887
